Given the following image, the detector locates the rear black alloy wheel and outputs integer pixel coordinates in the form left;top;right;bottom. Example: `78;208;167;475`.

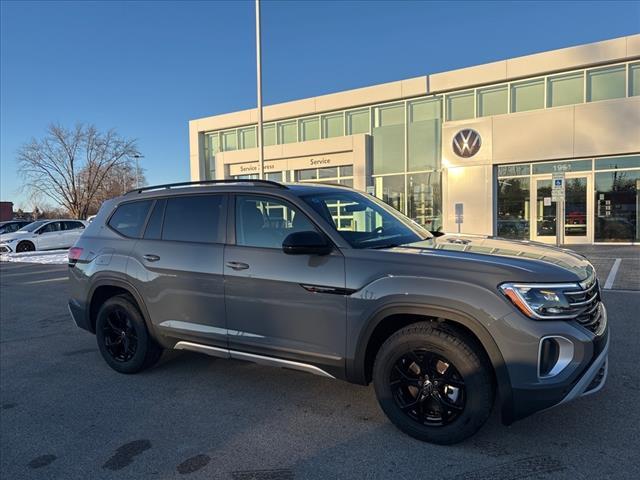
96;295;162;374
102;307;138;363
390;350;465;427
373;323;494;444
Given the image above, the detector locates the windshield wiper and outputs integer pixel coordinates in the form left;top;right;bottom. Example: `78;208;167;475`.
366;243;402;249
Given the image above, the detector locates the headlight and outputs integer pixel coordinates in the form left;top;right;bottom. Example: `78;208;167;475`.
500;283;580;320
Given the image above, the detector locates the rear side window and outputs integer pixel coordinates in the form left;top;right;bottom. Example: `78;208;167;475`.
108;200;152;238
162;195;225;243
64;221;85;230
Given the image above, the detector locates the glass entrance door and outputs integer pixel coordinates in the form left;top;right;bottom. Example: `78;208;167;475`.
532;174;591;244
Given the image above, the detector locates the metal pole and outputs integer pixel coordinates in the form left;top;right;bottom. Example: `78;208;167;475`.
255;0;265;180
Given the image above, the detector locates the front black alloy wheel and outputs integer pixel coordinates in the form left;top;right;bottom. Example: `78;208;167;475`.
96;295;162;374
373;323;494;444
390;350;465;427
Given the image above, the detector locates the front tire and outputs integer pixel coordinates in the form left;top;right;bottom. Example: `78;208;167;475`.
96;295;163;374
373;323;494;445
16;241;35;253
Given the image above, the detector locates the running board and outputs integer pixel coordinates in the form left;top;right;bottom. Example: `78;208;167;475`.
173;341;335;379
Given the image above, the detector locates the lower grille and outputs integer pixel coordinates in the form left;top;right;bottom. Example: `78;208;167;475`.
585;363;607;393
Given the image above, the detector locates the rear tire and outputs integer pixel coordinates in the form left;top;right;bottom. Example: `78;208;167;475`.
372;322;494;445
96;295;163;374
16;241;35;253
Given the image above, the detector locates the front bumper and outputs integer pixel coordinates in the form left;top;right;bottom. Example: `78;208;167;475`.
0;244;12;253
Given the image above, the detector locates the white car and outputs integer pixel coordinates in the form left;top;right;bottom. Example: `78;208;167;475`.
0;219;88;254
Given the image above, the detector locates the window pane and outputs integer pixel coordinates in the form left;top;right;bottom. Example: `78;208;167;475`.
296;168;317;181
408;98;442;171
222;130;237;151
278;121;297;144
587;66;626;102
299;117;319;141
498;164;531;177
372;103;405;175
340;165;353;176
510;79;544;112
477;86;507;117
446;90;474;121
595;170;640;242
407;172;441;231
547;72;584;107
374;174;405;213
265;171;285;182
322;113;344;138
595;155;640;170
144;199;166;240
204;133;219;180
235;196;316;249
497;178;530;240
346;109;370;135
108;200;152;238
162;195;225;243
532;159;592;174
630;63;640;96
263;124;276;146
318;167;338;179
239;127;256;149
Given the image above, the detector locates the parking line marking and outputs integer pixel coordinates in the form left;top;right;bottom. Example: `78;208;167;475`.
1;269;66;278
21;276;68;285
603;258;621;290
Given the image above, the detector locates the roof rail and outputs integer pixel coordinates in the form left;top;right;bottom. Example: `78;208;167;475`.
126;179;287;195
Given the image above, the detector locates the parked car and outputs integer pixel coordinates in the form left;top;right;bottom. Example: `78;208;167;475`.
68;180;608;444
0;219;87;253
0;220;32;235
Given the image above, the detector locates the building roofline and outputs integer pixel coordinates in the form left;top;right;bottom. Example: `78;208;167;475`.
190;33;640;132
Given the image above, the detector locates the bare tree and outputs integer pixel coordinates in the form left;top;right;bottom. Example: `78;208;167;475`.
18;124;140;219
85;162;147;215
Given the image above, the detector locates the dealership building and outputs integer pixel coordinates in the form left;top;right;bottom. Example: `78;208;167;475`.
190;34;640;244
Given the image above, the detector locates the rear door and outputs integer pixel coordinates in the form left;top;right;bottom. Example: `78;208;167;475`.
127;194;228;348
62;221;86;247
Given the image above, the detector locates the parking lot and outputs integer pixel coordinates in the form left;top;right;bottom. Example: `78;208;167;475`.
1;254;639;480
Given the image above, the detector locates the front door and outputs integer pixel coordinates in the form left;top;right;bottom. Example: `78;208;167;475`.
224;194;346;372
532;174;591;244
36;221;65;250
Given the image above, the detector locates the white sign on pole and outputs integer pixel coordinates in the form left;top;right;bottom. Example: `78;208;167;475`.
551;173;565;202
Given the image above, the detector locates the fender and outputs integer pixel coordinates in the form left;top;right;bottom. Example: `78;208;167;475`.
346;302;515;425
85;276;167;346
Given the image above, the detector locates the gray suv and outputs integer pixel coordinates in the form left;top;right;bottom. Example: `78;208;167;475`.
68;180;608;444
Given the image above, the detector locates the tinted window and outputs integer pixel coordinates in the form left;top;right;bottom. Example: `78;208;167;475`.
162;195;225;243
144;199;166;240
236;195;316;249
64;221;85;230
39;222;62;233
108;201;152;238
19;220;47;232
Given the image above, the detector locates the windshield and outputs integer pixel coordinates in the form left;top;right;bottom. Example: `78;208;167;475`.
301;190;432;249
18;220;47;232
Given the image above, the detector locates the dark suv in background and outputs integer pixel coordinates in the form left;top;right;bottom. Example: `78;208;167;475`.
68;180;608;444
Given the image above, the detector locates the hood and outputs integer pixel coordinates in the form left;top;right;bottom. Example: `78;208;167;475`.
0;231;30;243
389;234;593;282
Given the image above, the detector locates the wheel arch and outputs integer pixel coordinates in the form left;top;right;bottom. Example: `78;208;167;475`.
347;304;515;425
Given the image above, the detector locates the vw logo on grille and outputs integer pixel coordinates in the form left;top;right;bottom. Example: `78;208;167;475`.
452;129;481;158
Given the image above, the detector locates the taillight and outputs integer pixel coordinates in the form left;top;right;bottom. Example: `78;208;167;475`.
68;247;83;265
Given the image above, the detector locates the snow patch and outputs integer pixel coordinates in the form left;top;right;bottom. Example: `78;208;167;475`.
0;249;69;264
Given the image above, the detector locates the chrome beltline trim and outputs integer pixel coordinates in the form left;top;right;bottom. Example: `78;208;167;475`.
173;341;335;379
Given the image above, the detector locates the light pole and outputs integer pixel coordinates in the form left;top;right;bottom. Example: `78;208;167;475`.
255;0;264;179
132;154;144;188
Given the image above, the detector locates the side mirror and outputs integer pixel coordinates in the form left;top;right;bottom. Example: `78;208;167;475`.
282;231;332;256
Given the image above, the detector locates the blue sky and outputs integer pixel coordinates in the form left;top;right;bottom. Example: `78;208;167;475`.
1;0;639;209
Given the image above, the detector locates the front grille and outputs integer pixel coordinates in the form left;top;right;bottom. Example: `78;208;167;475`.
564;276;605;335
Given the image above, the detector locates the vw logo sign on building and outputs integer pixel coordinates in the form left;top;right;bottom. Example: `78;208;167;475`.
452;129;481;158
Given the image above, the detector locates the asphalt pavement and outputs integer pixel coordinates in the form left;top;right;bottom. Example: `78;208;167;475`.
1;261;639;480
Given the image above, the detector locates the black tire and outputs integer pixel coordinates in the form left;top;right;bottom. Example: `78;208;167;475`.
373;322;494;445
95;294;162;374
16;241;35;253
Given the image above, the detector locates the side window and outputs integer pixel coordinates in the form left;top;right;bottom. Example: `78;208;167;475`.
39;222;61;234
64;221;85;231
108;200;152;238
143;199;166;240
236;195;316;249
162;195;225;243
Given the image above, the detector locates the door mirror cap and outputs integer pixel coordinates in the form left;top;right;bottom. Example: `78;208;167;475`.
282;231;332;256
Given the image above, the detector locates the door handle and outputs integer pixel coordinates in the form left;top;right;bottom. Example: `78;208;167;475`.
143;254;161;262
226;261;249;271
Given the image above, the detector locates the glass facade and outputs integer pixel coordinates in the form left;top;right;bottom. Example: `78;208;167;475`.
202;60;635;237
498;155;640;243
